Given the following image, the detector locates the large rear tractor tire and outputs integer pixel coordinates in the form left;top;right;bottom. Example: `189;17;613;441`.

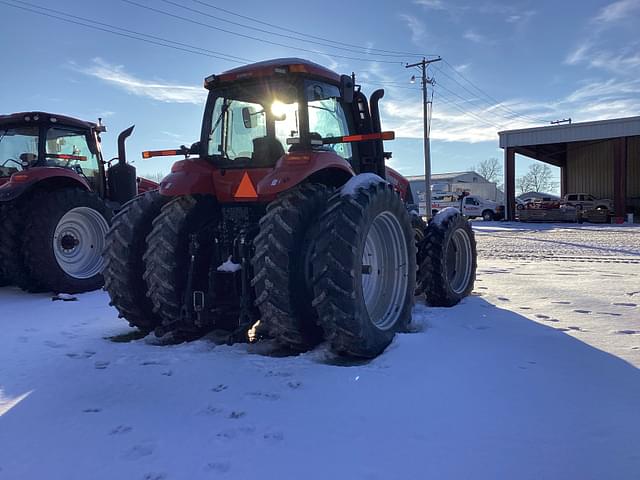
417;210;476;307
103;191;168;332
252;183;330;351
312;178;416;358
143;195;219;332
21;188;112;293
0;200;45;290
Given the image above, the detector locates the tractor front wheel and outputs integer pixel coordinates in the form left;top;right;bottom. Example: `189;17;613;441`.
21;188;112;293
312;178;416;358
417;210;476;307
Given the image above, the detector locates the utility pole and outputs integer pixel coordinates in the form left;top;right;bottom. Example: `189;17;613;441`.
406;56;441;220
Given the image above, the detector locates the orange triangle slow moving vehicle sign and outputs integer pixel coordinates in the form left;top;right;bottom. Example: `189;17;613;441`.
234;171;258;199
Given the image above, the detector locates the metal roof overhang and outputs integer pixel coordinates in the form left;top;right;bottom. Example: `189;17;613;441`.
498;116;640;166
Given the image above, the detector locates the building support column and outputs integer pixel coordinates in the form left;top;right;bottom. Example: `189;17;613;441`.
504;147;516;221
560;158;568;197
613;137;628;222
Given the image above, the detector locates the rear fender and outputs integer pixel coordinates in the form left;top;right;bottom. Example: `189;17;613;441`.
0;167;90;203
159;158;217;197
385;166;410;202
256;151;354;196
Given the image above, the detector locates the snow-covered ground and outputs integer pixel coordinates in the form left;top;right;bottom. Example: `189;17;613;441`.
1;223;639;480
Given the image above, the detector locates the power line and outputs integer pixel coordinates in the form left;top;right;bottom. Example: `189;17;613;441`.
121;0;407;65
160;0;419;59
1;0;251;63
189;0;432;58
440;60;549;123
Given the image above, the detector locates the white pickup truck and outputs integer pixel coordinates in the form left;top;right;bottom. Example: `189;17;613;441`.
563;193;612;211
426;193;500;221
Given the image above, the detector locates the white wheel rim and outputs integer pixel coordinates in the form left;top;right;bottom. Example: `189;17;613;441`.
361;212;409;331
53;207;109;280
446;228;473;294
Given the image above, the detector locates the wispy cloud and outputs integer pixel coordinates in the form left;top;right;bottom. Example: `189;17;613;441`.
76;58;205;104
379;78;640;143
593;0;640;24
463;30;490;44
399;13;427;44
413;0;446;10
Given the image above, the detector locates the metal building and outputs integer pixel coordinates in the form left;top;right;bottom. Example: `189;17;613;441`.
499;116;640;221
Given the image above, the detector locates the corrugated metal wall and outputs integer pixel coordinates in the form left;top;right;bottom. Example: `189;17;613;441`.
567;140;614;198
628;136;640;197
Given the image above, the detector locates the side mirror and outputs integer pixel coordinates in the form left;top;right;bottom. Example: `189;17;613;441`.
189;141;201;156
340;74;354;103
242;107;257;128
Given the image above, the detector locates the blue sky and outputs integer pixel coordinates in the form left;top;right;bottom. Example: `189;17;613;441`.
1;0;639;182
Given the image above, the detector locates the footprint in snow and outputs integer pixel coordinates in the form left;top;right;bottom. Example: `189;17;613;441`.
265;370;293;378
205;461;231;474
123;444;154;461
573;309;592;314
555;327;571;332
616;330;639;335
142;473;166;480
228;411;246;419
568;326;585;331
94;361;110;370
246;392;280;401
66;351;96;359
17;336;29;343
44;340;67;349
535;314;550;319
519;306;532;310
83;408;101;413
263;431;284;443
287;381;302;389
212;384;228;392
200;405;223;416
596;311;622;317
613;302;637;307
552;301;571;305
140;360;167;366
161;370;173;376
110;425;132;435
497;297;510;302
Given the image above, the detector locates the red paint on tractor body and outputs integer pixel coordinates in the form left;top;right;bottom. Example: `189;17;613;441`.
385;166;410;202
0;167;91;202
257;151;354;197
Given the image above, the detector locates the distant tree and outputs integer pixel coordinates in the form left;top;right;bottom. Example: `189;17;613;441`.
472;157;503;185
516;163;558;194
145;171;168;183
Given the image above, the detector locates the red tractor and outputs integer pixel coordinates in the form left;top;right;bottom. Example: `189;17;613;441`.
0;112;156;293
103;58;476;358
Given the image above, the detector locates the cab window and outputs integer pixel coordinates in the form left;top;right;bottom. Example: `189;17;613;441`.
45;127;99;183
306;81;352;160
567;194;578;201
0;126;39;176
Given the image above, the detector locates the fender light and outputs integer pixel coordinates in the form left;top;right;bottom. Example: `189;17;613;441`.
10;174;29;183
285;154;311;164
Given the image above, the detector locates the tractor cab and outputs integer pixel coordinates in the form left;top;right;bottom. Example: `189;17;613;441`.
199;58;390;176
0;112;104;190
0;111;139;205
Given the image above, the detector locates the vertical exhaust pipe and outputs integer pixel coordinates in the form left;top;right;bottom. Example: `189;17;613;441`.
369;90;386;178
117;125;135;165
109;125;138;204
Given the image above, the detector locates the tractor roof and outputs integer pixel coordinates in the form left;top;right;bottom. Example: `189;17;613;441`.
207;58;341;87
0;111;96;130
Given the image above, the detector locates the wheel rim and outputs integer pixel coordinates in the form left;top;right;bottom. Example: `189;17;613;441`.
445;228;473;294
361;212;409;331
53;207;109;280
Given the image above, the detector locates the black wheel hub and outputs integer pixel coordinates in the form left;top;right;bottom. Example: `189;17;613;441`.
60;234;80;251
